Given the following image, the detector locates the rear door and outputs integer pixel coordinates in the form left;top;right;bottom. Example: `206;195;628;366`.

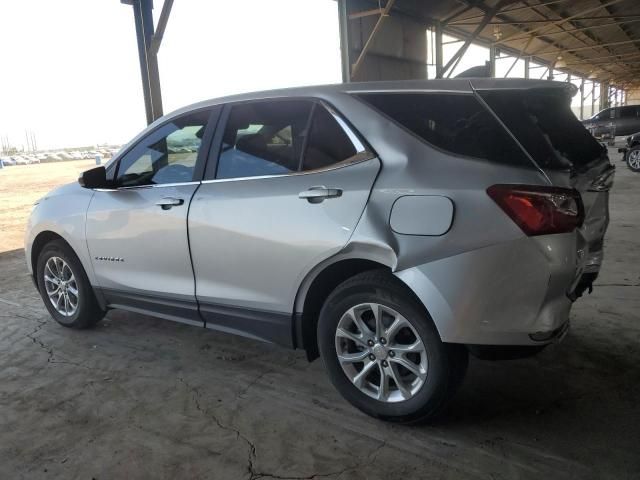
188;99;380;345
479;88;613;279
616;106;640;136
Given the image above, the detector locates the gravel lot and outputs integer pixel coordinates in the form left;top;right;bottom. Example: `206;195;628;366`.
0;160;98;252
0;149;638;479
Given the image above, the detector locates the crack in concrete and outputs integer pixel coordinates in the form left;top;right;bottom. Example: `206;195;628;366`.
237;357;297;400
177;376;260;478
25;317;54;363
249;440;387;480
177;376;386;480
19;314;111;372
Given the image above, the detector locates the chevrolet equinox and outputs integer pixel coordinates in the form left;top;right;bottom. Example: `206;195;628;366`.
26;79;613;423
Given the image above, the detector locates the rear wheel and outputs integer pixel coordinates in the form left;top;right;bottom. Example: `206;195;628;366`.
317;271;467;424
627;146;640;172
36;240;105;328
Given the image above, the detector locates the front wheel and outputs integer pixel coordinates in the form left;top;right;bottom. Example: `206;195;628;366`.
627;146;640;172
317;271;467;424
36;239;105;328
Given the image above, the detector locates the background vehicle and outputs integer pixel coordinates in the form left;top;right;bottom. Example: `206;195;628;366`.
25;79;611;423
1;156;16;166
582;105;640;138
619;131;640;172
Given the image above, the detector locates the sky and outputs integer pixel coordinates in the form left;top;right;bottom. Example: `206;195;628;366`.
0;0;342;150
0;1;593;152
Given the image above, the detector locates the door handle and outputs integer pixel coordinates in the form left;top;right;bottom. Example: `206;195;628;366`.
155;197;184;210
299;186;342;204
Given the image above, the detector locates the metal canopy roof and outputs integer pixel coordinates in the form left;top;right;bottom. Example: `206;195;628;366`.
359;0;640;88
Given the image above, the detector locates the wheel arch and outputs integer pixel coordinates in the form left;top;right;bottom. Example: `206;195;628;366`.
294;253;394;361
30;231;69;285
30;229;107;310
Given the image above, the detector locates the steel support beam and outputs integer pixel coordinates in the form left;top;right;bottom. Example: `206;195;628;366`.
338;0;351;82
489;45;496;77
449;0;570;25
443;2;506;78
504;35;534;77
435;21;444;78
143;0;163;124
129;0;154;125
565;52;640;64
123;0;173;124
452;14;640;26
349;0;396;81
149;0;174;55
493;0;625;45
580;77;585;120
348;8;382;20
536;39;640;56
504;18;640;43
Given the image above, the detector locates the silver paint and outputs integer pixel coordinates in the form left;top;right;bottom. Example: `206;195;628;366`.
25;78;611;347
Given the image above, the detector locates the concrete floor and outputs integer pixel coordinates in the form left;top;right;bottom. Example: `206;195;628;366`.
1;149;638;479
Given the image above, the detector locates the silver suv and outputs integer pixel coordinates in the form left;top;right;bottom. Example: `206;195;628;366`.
26;79;613;423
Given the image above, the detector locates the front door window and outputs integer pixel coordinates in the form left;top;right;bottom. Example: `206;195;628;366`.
116;110;210;187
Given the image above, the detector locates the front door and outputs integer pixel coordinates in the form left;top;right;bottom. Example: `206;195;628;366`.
188;99;380;345
86;108;214;325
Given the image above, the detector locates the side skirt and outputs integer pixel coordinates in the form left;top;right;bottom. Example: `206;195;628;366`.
199;302;294;348
100;288;294;347
102;288;203;327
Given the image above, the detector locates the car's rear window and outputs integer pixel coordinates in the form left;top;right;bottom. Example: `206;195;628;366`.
480;90;604;170
355;92;533;168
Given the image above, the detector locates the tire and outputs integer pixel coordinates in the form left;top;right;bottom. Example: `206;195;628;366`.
317;270;467;424
627;146;640;172
36;239;105;328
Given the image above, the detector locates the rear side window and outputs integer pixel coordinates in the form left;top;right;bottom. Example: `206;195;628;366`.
302;105;358;171
355;93;532;168
215;100;367;179
480;91;604;169
216;100;312;179
619;106;638;119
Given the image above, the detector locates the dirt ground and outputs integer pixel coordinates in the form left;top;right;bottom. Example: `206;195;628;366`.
0;160;98;252
0;149;638;479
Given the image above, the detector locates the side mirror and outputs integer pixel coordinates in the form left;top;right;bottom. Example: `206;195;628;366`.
78;166;112;189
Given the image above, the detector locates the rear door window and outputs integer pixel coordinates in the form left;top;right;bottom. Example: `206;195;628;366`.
480;90;604;170
302;105;360;171
619;106;638;118
216;100;312;179
355;93;532;168
215;100;367;179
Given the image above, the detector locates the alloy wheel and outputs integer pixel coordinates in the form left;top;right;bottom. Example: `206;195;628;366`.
334;303;428;403
44;256;79;317
629;149;640;170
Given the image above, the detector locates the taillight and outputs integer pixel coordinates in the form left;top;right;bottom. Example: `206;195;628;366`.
487;184;584;236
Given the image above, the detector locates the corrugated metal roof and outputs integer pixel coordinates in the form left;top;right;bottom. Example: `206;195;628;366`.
384;0;640;87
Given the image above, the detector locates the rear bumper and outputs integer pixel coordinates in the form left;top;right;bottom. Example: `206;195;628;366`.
395;236;578;346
